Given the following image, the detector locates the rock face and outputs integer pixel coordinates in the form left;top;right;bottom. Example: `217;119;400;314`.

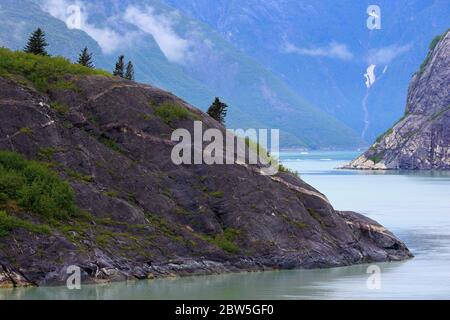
345;30;450;170
0;73;411;287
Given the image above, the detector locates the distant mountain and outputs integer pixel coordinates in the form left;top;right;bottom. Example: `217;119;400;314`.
0;0;363;149
344;30;450;170
165;0;450;144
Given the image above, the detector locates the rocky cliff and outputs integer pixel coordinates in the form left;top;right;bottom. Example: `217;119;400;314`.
0;50;411;287
345;30;450;170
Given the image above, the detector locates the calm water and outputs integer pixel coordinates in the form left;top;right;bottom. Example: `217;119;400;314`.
2;151;450;300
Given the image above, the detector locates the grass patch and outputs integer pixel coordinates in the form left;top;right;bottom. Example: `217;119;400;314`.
307;208;325;227
0;47;110;92
209;191;224;198
47;80;79;92
375;128;393;143
199;228;240;254
95;233;112;247
367;151;385;164
243;136;299;177
417;29;449;76
0;210;51;237
145;213;184;243
0;150;75;220
50;102;69;114
37;147;57;161
65;168;94;183
19;127;32;136
279;164;299;177
154;102;199;125
282;214;308;229
375;113;410;144
99;136;123;153
104;190;119;198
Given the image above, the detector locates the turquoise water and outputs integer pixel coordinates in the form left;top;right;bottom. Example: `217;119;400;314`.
2;151;450;299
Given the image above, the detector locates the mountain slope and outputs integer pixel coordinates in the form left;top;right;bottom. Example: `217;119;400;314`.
344;30;450;170
1;0;362;149
0;50;410;286
166;0;450;143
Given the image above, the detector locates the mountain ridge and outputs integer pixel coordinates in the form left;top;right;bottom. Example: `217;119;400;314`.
344;30;450;170
165;0;450;143
1;0;363;149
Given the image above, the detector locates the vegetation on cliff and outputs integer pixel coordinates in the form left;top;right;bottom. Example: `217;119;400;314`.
0;151;75;219
418;29;450;75
0;47;110;91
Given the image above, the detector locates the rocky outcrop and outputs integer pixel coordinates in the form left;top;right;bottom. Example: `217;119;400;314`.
0;72;411;287
344;30;450;170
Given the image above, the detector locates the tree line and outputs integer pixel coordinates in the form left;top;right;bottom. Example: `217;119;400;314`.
24;28;135;80
23;28;228;124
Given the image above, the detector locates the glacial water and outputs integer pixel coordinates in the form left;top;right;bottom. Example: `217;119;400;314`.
2;151;450;300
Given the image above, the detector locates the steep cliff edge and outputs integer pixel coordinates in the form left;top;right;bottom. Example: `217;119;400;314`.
345;30;450;170
0;49;411;287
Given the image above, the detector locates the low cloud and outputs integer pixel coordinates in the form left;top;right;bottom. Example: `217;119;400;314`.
123;6;190;64
283;41;353;61
41;0;136;54
41;0;190;62
366;44;412;65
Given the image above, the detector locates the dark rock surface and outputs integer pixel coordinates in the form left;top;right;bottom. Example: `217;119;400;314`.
0;74;411;287
345;30;450;170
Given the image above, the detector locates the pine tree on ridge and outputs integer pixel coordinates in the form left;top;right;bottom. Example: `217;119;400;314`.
24;28;49;56
78;47;94;68
207;97;228;125
113;55;125;78
125;61;135;81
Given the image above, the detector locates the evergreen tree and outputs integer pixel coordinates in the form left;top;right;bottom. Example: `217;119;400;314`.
24;28;49;56
78;47;94;68
125;61;135;80
113;55;125;78
207;97;228;125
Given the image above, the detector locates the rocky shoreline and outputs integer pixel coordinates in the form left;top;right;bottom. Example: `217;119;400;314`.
1;210;412;288
0;51;411;287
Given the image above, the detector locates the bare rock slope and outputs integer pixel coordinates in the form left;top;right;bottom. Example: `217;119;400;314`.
0;62;411;287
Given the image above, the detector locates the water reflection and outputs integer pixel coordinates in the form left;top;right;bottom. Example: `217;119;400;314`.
1;262;409;300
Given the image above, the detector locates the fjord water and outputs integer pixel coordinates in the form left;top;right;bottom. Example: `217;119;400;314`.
2;151;450;300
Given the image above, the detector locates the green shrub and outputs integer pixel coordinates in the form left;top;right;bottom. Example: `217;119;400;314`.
0;151;27;170
417;29;449;75
278;164;299;177
209;191;224;198
50;102;69;114
199;228;240;254
282;214;309;230
0;171;26;198
37;147;56;161
243;136;298;176
0;47;110;92
65;168;94;183
105;190;119;198
0;210;51;237
19;127;32;135
154;102;199;124
99;136;123;153
0;150;75;220
47;80;79;91
368;151;385;164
